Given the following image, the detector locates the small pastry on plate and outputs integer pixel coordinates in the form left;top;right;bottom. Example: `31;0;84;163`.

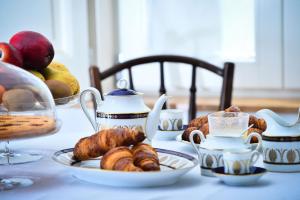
100;146;142;172
132;143;160;171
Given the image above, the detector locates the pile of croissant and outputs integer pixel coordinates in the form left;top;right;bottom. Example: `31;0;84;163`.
182;106;267;144
73;128;160;172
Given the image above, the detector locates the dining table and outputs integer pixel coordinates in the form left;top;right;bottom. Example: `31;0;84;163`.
1;108;300;200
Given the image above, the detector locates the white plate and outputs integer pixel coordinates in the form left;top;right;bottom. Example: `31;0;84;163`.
154;129;184;141
212;166;267;186
53;148;198;187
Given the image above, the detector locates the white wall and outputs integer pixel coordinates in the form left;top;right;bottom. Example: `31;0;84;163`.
283;0;300;90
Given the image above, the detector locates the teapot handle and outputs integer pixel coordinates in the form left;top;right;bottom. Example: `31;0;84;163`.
189;130;206;164
80;87;103;132
245;132;262;152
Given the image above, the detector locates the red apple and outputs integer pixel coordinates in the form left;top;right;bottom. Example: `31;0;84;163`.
0;42;23;67
9;31;54;70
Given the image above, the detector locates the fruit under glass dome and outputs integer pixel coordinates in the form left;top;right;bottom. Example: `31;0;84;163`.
0;61;58;139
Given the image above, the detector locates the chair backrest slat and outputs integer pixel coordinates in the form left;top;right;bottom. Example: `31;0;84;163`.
159;61;166;95
220;62;235;110
128;67;135;90
159;61;167;109
189;65;197;120
89;55;234;122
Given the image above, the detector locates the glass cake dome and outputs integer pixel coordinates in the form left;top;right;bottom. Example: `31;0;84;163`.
0;61;60;140
0;61;61;190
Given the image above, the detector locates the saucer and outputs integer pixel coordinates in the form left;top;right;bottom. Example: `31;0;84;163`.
212;166;267;186
154;129;184;141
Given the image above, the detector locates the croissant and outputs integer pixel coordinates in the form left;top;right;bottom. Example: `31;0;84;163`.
249;115;267;131
182;124;209;144
247;128;264;143
225;106;241;112
188;116;208;128
182;127;199;143
73;127;145;161
100;146;142;172
132;143;160;171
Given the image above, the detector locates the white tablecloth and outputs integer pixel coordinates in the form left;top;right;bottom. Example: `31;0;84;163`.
1;108;300;200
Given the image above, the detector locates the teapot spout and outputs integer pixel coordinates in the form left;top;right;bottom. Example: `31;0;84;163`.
146;94;168;141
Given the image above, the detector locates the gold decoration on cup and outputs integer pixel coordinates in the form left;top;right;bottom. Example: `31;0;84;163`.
287;149;296;163
162;120;169;130
269;149;277;162
205;155;213;168
233;161;241;175
177;119;183;130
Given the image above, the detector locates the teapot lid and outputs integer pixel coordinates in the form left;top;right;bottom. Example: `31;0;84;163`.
107;79;139;96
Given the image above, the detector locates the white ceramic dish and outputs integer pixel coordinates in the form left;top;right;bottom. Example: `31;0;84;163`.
53;148;198;187
154;129;184;141
257;109;300;172
212;166;266;186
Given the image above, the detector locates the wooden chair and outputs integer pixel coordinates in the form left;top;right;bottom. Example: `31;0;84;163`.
89;55;235;121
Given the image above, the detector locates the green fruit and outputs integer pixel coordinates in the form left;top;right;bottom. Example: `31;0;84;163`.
28;70;45;81
45;80;72;99
2;89;36;111
43;67;57;79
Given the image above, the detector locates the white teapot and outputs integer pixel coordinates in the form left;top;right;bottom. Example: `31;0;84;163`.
80;80;168;141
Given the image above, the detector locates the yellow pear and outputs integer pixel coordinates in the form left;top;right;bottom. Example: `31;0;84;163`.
43;62;80;95
48;61;70;72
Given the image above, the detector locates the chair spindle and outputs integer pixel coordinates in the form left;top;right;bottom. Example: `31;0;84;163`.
159;62;167;109
189;65;197;121
128;68;135;90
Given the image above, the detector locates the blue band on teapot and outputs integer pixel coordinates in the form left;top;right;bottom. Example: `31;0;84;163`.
97;112;148;119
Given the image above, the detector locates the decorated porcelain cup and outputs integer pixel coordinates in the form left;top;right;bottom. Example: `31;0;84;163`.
223;148;260;175
189;130;262;176
159;109;183;131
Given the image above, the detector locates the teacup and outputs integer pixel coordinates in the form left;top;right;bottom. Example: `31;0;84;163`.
159;109;183;131
223;148;260;175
